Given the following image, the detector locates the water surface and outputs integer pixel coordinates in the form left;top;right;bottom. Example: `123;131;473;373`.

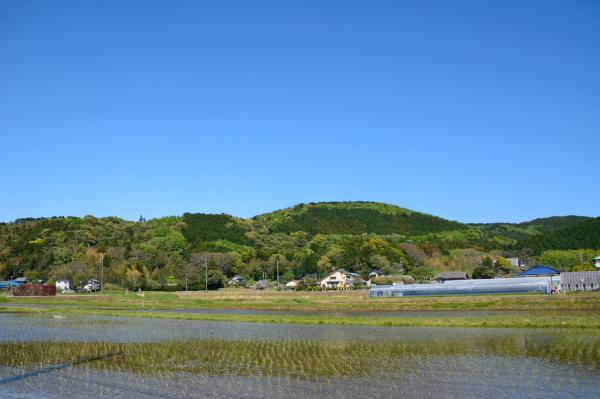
0;314;598;398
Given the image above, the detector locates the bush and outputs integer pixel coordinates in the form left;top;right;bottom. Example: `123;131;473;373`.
572;263;597;272
409;267;435;283
471;266;496;279
372;275;415;285
297;278;319;291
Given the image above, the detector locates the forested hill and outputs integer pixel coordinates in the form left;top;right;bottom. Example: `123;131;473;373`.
0;202;597;286
471;215;592;242
521;217;600;253
254;202;467;236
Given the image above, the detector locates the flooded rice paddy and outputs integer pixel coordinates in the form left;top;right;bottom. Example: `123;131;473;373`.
0;313;599;398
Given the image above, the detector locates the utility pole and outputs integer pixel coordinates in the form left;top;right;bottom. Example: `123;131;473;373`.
204;258;208;292
276;258;280;290
100;254;104;295
185;273;188;292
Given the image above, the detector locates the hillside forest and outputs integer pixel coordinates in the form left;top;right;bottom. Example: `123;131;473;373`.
1;202;599;290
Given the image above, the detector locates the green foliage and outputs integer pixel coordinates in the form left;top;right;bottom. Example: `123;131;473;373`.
198;269;225;290
481;256;493;268
0;203;596;290
494;256;512;275
473;216;592;242
371;274;415;285
255;202;467;236
523;218;600;253
412;227;515;252
409;267;434;283
572;263;597;272
539;250;599;271
182;213;251;245
471;266;496;279
471;256;496;279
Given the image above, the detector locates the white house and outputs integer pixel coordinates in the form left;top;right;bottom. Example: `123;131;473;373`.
55;280;70;293
320;270;360;290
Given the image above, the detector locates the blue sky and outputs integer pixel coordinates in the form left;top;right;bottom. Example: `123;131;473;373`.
1;0;599;223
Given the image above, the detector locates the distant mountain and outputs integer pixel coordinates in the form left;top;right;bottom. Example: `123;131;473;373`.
254;201;468;236
521;217;600;253
472;215;592;242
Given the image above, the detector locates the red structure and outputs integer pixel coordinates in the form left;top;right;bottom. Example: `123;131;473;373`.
12;284;56;296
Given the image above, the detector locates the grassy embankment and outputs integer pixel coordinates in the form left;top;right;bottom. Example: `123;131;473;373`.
2;289;600;329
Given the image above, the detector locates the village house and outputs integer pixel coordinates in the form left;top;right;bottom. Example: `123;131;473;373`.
560;271;600;292
594;256;600;269
320;270;360;290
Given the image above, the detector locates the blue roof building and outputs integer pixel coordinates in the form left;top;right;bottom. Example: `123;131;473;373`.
0;281;20;289
519;266;560;276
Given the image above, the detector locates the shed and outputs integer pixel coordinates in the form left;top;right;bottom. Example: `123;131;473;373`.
434;271;467;283
560;271;600;292
519;266;560;277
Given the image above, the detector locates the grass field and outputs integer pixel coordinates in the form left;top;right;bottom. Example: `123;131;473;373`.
3;288;600;311
2;289;600;329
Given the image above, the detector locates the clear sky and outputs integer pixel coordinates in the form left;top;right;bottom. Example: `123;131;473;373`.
1;0;599;223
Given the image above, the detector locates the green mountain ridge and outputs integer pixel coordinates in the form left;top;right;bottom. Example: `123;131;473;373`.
521;217;600;253
254;201;468;236
471;215;593;242
0;201;597;285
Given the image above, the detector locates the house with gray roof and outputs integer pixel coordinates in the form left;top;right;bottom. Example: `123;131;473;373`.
560;271;600;292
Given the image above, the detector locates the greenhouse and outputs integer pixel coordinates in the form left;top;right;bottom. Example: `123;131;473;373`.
369;277;552;297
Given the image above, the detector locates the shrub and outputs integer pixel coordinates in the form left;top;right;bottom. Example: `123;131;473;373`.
471;266;496;279
372;275;415;285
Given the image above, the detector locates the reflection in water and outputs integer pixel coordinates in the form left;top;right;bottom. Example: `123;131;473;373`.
0;314;598;398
